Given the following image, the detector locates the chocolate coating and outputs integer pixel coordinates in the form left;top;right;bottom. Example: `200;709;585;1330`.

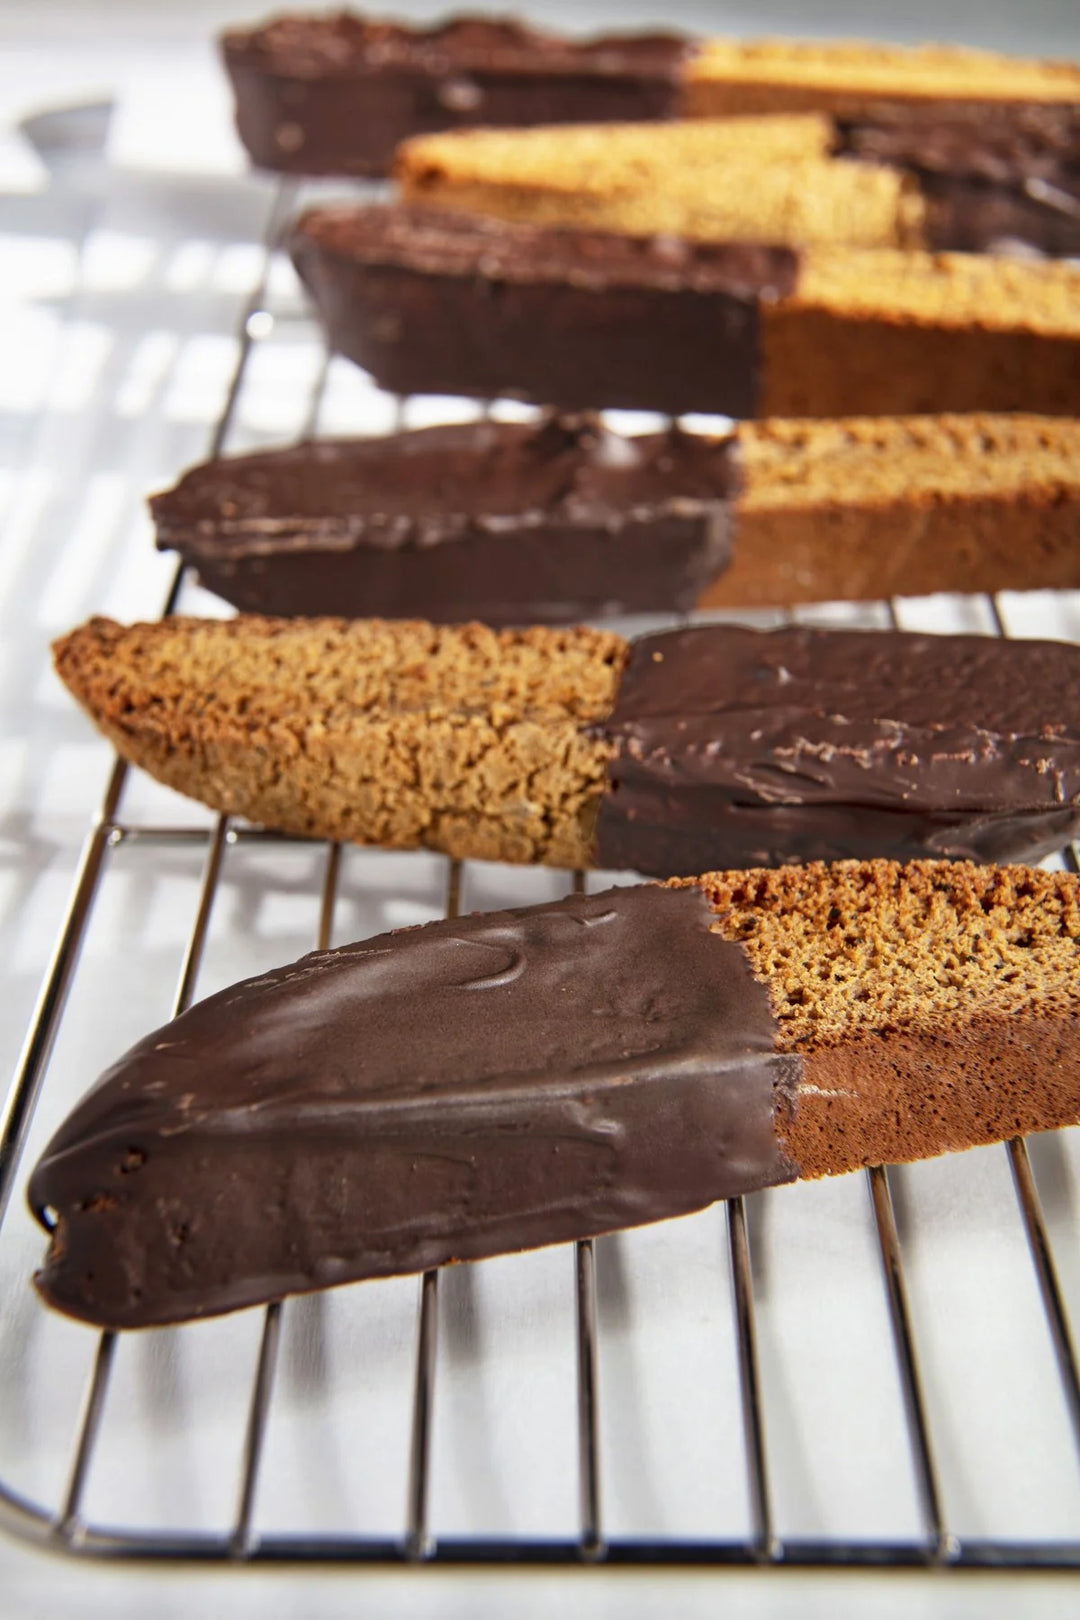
837;106;1080;256
919;173;1080;258
151;416;738;625
593;625;1080;877
28;885;796;1330
222;14;689;177
290;205;798;416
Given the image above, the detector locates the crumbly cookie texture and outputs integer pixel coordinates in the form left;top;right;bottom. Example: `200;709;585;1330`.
682;37;1080;113
711;412;1080;606
759;251;1080;419
52;616;626;867
793;250;1080;336
684;860;1080;1177
739;413;1080;508
397;115;926;251
399;114;834;191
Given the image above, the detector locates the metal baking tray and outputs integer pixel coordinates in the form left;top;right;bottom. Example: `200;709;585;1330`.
2;165;1080;1575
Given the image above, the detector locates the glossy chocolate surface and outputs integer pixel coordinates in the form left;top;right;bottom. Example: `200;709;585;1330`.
152;416;738;624
594;625;1080;876
29;885;796;1329
290;205;798;415
222;13;689;176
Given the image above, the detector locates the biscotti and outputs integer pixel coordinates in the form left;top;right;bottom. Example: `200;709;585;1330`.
29;860;1080;1328
151;414;1080;619
397;111;1080;258
290;206;1080;418
150;415;738;624
53;617;1080;872
221;13;1080;189
222;12;691;177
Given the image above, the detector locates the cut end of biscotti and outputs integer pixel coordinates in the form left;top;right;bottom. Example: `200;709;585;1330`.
682;859;1080;1179
397;115;835;193
736;413;1080;510
710;413;1080;607
683;37;1080;104
52;615;626;867
793;249;1080;335
397;116;926;251
692;859;1080;1052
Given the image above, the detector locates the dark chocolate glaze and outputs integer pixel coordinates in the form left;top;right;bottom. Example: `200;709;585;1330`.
593;625;1080;877
290;205;798;416
28;885;797;1330
151;415;738;625
837;104;1080;187
836;105;1080;256
919;173;1080;258
222;14;690;177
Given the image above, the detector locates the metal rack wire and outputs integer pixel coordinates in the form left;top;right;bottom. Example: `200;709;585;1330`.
2;177;1080;1574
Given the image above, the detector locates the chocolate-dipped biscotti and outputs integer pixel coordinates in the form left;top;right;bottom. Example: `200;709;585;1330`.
398;110;1080;259
152;414;1080;620
29;860;1080;1328
222;12;1080;197
222;13;691;177
290;206;1080;418
53;616;1080;873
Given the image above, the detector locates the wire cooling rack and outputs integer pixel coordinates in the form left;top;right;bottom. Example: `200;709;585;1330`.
3;170;1080;1577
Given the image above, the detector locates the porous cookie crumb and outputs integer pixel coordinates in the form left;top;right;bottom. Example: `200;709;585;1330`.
713;413;1080;605
675;860;1080;1176
738;413;1080;509
53;616;626;867
761;253;1080;418
400;115;833;194
694;859;1080;1051
793;250;1080;336
683;37;1080;116
398;116;924;250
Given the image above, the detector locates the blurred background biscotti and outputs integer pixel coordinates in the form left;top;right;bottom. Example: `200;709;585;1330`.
149;413;1080;622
